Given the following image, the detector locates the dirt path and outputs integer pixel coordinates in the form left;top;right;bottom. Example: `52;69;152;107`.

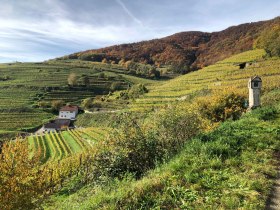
266;155;280;210
84;109;120;114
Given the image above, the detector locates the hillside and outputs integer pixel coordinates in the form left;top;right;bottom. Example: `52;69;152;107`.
64;17;280;70
127;49;280;111
0;60;158;139
1;19;280;210
42;49;280;209
1;49;279;209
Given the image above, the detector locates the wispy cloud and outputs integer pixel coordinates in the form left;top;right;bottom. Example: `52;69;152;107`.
115;0;143;26
0;0;279;63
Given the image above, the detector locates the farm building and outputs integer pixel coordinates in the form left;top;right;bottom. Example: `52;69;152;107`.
59;105;79;120
43;119;71;133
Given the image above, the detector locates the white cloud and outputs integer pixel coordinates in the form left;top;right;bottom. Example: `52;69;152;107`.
0;0;279;62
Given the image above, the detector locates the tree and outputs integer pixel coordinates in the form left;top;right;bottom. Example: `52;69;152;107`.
254;25;280;57
168;63;190;74
125;60;137;70
149;66;161;79
51;100;64;111
0;140;44;210
68;73;78;86
102;58;108;64
118;58;126;66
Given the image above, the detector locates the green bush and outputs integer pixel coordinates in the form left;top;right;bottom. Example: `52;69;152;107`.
98;72;106;79
116;84;148;100
110;82;123;91
128;84;148;99
93;117;159;178
92;107;202;179
253;106;278;121
152;106;202;157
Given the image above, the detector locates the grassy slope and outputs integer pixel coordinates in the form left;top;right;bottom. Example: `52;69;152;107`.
44;105;280;209
43;50;280;209
129;49;280;111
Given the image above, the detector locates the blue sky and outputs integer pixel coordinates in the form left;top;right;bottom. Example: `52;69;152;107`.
0;0;279;63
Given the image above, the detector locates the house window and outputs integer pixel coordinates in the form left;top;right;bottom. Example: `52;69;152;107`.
253;82;259;88
70;111;73;113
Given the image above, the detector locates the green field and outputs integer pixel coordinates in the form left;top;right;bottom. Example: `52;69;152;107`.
28;128;107;162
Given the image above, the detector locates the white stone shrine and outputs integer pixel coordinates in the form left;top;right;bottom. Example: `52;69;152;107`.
248;76;262;109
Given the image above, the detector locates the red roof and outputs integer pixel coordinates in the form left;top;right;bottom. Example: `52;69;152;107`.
60;105;79;112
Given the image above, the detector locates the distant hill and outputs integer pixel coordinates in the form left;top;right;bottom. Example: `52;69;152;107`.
62;16;280;70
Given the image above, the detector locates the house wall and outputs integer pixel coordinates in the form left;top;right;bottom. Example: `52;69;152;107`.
59;110;77;120
43;128;56;133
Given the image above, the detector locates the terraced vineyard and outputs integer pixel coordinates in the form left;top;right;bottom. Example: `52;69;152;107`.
0;60;157;137
28;128;108;162
129;49;280;111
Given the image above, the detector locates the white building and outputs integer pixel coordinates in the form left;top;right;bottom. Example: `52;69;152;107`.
59;105;79;120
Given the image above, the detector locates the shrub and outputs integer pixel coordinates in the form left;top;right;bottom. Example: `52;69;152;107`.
38;101;50;108
152;105;202;157
168;63;191;74
0;75;11;81
196;90;247;122
93;115;159;178
262;89;280;106
81;98;93;109
98;72;106;79
51;100;64;112
253;106;278;121
102;58;108;64
128;84;148;99
92;106;202;179
81;75;90;87
79;53;105;62
110;82;122;91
